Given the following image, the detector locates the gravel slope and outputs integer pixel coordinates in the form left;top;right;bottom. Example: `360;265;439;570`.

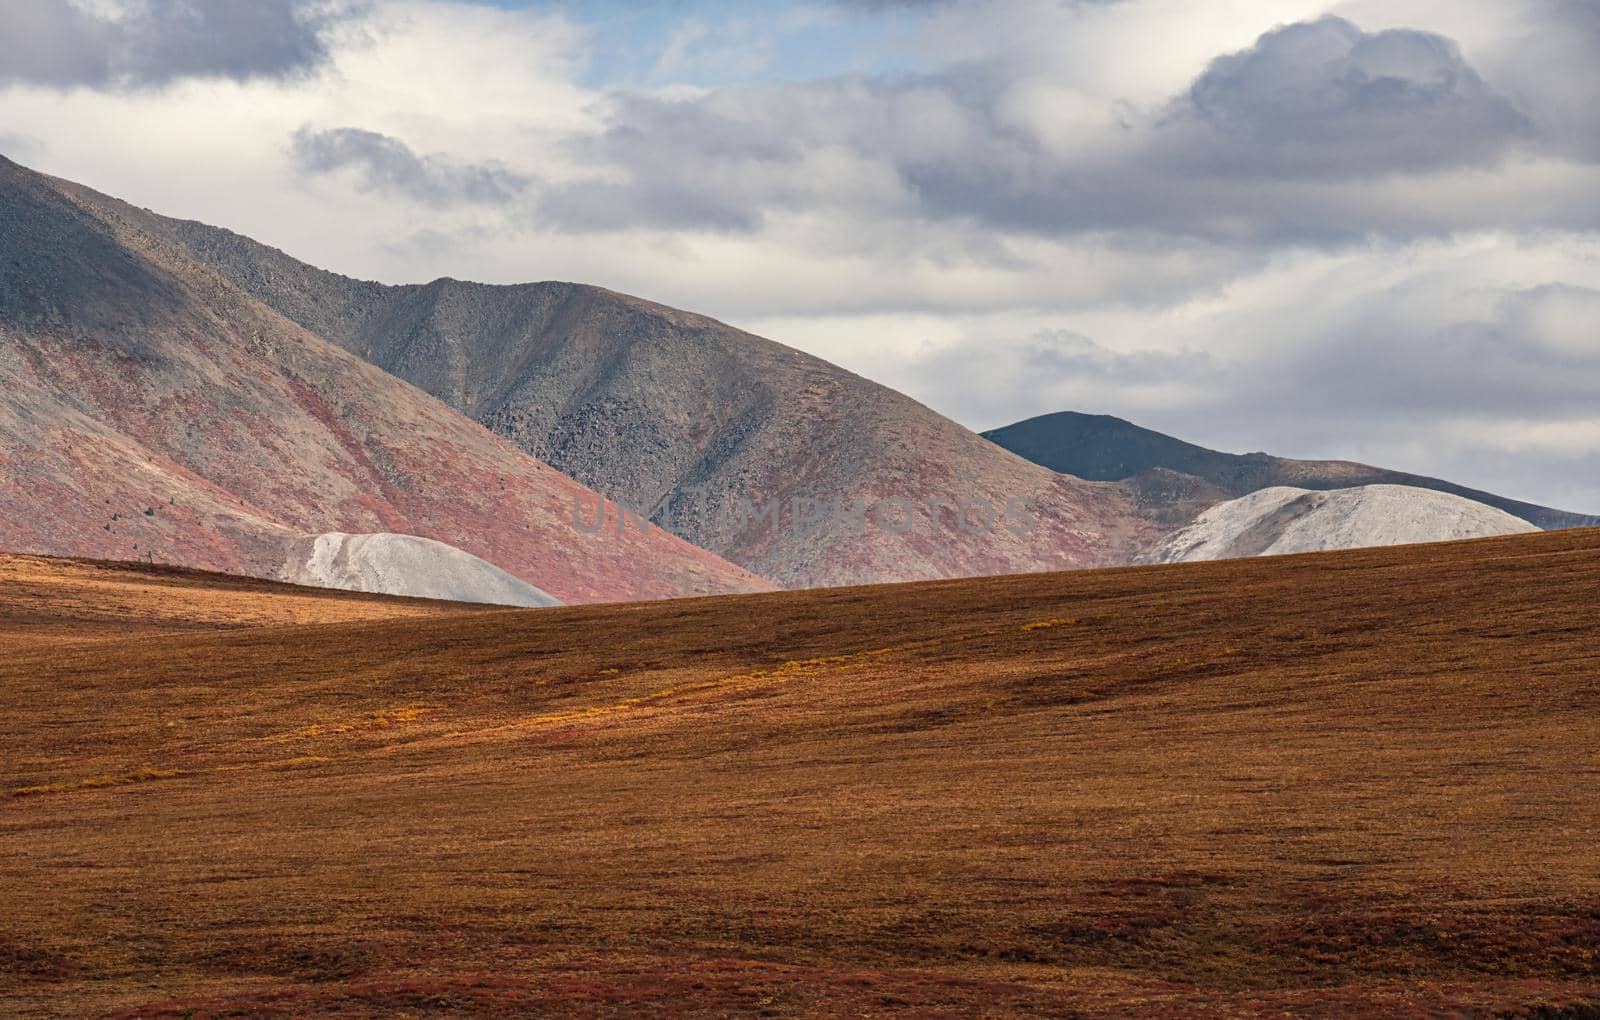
1145;484;1539;563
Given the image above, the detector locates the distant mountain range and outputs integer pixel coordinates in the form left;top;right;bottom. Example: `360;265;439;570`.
984;411;1597;531
0;154;1588;601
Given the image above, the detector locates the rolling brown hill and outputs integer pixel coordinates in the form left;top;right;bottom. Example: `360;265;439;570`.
0;552;471;641
3;529;1597;1017
0;155;770;604
70;189;1166;587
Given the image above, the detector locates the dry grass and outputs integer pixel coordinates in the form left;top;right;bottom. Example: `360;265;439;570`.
0;553;474;640
2;531;1599;1017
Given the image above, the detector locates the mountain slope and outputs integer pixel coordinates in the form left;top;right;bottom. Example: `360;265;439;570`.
0;155;770;603
5;530;1600;1016
985;411;1598;530
81;199;1163;586
1143;484;1539;563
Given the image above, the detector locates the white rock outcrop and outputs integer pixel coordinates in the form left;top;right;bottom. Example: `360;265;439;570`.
1145;484;1539;564
283;532;561;607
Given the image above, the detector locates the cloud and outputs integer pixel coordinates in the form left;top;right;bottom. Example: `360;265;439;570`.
0;0;348;89
1176;16;1530;176
1488;0;1600;162
530;14;1565;245
831;0;958;8
1495;282;1600;358
1265;281;1600;421
1213;278;1600;511
1260;289;1600;428
0;132;43;162
289;126;531;207
832;0;1111;9
0;3;113;88
1023;331;1216;391
901;330;1220;428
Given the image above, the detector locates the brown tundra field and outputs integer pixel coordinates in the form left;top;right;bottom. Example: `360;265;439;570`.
2;531;1598;1018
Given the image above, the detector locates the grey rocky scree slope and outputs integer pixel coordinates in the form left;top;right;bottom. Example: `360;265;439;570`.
985;412;1598;531
0;155;770;603
91;197;1168;587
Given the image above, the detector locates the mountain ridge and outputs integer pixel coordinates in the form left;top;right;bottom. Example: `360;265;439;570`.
0;154;771;603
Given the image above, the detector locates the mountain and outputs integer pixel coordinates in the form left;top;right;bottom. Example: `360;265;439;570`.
282;532;562;607
0;155;770;604
984;411;1598;531
14;157;1569;588
69;194;1167;587
7;529;1600;1016
1143;484;1538;563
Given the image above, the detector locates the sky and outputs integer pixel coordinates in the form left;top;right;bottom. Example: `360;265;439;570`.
1;0;1596;511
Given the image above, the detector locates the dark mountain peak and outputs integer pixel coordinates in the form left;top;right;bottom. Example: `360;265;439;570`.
983;411;1245;485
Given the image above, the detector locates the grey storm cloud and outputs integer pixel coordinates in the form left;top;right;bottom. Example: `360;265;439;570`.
1502;0;1600;162
1176;17;1531;176
0;0;347;89
290;127;531;208
534;15;1575;243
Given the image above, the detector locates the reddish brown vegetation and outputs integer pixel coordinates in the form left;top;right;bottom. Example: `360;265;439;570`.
2;531;1598;1016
